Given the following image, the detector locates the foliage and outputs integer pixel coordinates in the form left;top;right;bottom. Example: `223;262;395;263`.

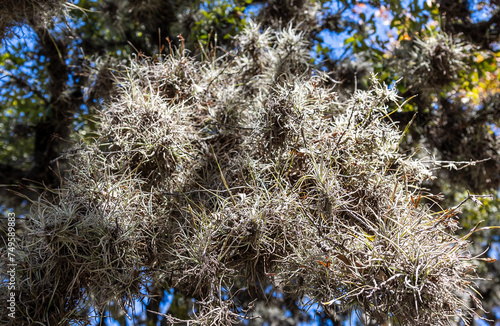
193;0;250;46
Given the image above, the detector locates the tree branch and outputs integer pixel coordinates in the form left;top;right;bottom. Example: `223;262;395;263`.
449;10;500;49
0;68;48;104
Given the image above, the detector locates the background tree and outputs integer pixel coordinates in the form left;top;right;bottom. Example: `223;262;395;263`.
0;0;498;325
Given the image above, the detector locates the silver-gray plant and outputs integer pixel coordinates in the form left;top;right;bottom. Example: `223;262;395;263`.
1;23;484;325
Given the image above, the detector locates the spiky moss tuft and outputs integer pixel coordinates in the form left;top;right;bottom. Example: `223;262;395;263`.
0;23;483;325
392;31;473;91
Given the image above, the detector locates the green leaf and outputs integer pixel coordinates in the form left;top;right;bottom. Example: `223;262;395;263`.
345;36;356;44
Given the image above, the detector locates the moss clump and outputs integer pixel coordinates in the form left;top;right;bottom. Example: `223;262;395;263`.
0;23;484;325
